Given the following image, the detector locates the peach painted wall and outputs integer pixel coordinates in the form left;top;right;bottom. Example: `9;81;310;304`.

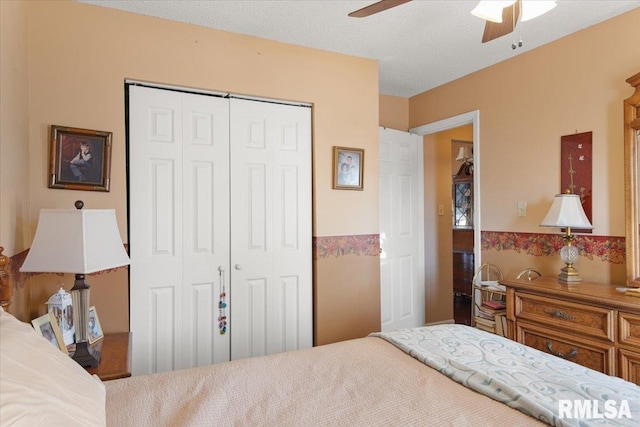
9;0;381;343
411;8;640;287
0;0;31;319
379;95;409;131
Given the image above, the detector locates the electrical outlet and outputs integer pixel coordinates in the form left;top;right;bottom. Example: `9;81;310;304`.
438;205;444;216
517;201;527;217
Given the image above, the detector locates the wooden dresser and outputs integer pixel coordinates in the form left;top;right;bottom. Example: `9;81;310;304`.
502;277;640;385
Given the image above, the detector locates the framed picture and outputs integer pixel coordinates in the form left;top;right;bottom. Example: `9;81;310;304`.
49;125;113;192
87;306;104;344
32;312;68;354
333;146;364;190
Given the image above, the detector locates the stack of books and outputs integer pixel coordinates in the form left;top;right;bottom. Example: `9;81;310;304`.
475;299;507;336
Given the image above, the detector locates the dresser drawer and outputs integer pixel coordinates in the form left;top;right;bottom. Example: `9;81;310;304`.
514;292;614;342
516;322;615;375
620;311;640;350
619;348;640;386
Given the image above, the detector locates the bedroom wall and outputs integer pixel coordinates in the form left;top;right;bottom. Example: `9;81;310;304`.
379;95;409;131
410;8;640;288
0;0;31;319
14;0;381;344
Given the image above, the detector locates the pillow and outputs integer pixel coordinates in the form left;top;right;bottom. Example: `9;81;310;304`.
0;307;106;426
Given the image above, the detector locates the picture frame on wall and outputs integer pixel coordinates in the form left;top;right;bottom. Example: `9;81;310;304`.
32;312;69;354
87;306;104;344
49;125;113;192
332;146;364;190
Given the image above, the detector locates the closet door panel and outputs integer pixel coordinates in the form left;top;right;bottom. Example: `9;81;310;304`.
130;86;231;374
130;86;184;375
181;92;231;367
230;98;312;360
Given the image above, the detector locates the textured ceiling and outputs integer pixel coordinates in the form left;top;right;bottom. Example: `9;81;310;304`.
78;0;639;98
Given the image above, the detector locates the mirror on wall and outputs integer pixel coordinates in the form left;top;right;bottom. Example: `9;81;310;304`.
624;71;640;286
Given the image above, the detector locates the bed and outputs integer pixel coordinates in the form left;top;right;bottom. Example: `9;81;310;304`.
1;306;639;426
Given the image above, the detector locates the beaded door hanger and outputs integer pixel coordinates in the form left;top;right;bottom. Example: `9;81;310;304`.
218;266;227;335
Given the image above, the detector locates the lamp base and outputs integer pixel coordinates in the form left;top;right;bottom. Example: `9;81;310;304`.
71;341;101;368
558;265;582;283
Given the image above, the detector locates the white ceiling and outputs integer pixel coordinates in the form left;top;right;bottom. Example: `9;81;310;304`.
78;0;639;98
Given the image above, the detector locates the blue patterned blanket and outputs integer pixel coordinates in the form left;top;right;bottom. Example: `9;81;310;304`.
371;325;640;426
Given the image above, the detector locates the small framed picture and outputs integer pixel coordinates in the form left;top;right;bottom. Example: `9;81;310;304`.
333;146;364;190
32;312;68;354
49;125;113;192
87;306;104;344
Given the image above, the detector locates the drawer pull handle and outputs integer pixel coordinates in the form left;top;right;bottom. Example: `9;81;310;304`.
543;309;575;321
546;341;578;359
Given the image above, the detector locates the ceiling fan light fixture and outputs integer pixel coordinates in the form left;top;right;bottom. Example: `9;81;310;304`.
521;0;557;22
471;0;517;23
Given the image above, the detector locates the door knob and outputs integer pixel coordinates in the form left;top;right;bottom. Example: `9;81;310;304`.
235;264;243;270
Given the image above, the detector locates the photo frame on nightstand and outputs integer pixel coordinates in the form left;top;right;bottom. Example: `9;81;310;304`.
32;312;68;354
87;306;104;344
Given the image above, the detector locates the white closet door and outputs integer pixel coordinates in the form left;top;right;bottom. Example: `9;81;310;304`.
229;98;312;360
181;92;231;368
129;86;230;375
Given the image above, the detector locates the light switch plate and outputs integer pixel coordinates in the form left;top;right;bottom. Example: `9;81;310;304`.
517;201;527;217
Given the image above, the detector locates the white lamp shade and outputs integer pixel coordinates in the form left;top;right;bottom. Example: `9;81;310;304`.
20;209;130;274
471;1;517;23
456;146;465;161
540;194;593;229
456;146;472;162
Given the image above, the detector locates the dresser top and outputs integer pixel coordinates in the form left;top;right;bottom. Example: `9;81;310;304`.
500;276;640;312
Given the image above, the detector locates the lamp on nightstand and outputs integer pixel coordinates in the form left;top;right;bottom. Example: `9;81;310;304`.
20;201;130;367
540;192;593;283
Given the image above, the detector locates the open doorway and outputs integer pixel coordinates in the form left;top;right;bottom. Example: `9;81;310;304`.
410;111;480;325
451;139;474;325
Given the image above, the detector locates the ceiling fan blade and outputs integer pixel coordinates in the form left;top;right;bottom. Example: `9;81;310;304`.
348;0;412;18
481;0;521;43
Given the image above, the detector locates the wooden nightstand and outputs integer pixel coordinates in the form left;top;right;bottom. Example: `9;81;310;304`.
85;332;132;381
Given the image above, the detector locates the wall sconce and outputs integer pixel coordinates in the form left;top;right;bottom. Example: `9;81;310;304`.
455;146;473;163
20;201;130;367
540;193;593;283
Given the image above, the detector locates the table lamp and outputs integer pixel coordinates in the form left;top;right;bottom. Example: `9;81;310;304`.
540;193;593;283
20;201;130;367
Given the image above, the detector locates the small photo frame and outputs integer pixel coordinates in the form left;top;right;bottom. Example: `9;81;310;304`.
49;125;113;192
87;306;104;344
32;312;68;354
333;146;364;190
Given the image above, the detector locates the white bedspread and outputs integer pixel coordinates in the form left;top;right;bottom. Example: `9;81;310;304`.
372;325;640;427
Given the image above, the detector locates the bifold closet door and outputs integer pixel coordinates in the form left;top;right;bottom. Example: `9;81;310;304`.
229;98;312;360
129;86;231;375
129;87;312;374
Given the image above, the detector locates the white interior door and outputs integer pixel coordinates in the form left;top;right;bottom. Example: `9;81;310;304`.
229;98;312;360
129;86;312;373
129;85;230;375
379;127;425;331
